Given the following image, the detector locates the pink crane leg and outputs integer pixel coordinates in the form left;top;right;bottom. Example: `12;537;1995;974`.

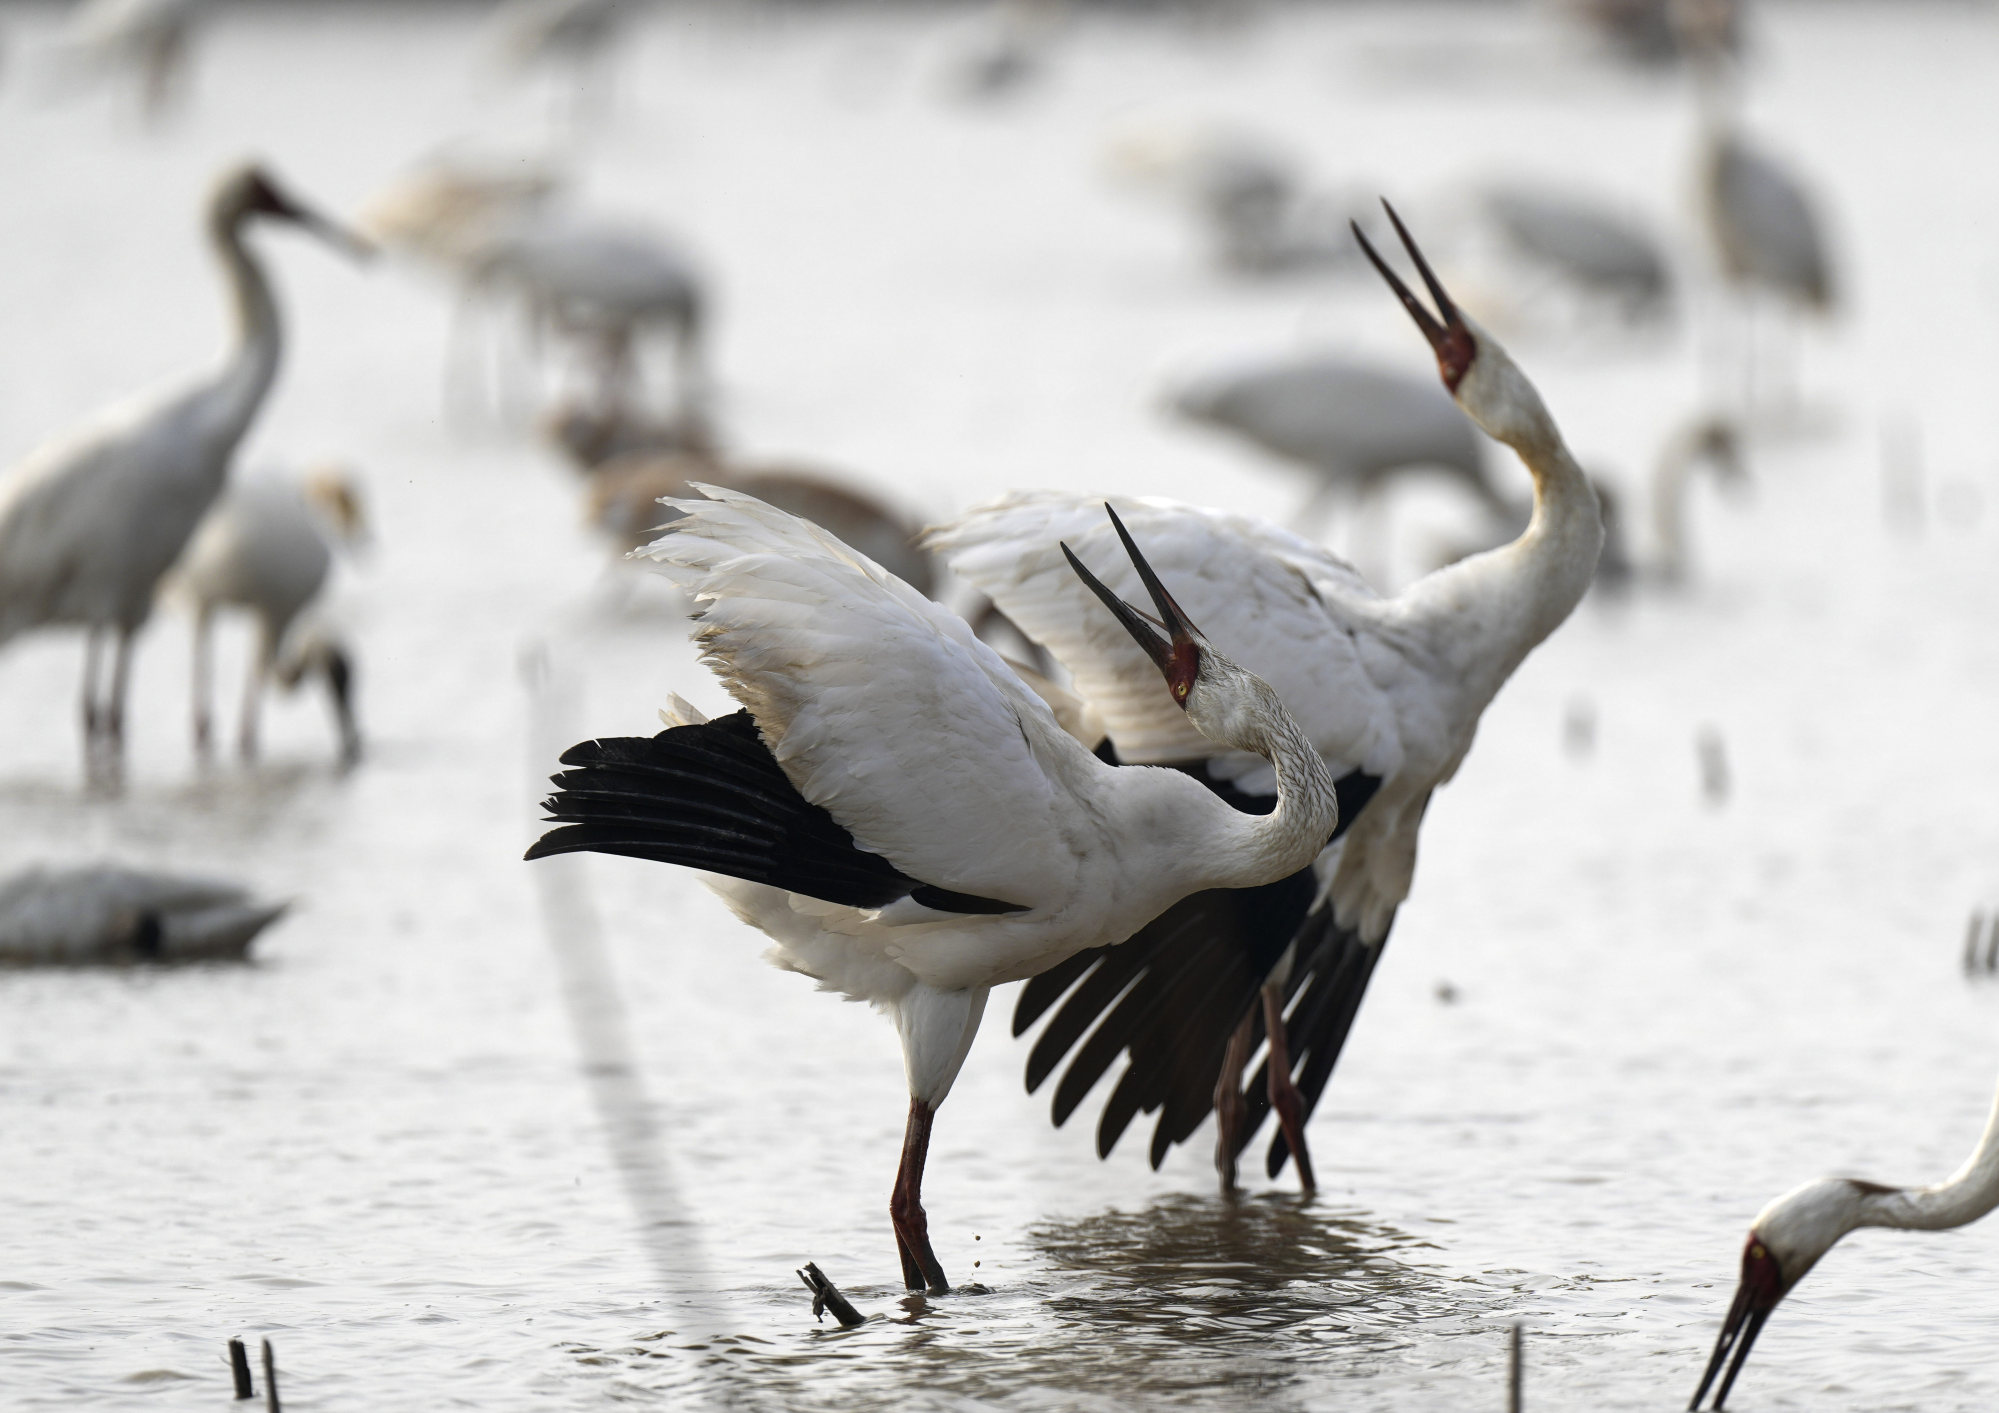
889;1097;950;1294
1213;1007;1258;1192
1261;983;1316;1194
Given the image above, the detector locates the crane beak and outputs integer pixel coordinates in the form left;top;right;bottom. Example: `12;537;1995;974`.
1689;1233;1786;1410
291;204;378;262
1351;200;1476;391
1060;504;1203;707
258;182;376;261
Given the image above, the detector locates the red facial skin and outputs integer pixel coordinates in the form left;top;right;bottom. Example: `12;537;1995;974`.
1167;640;1200;704
1737;1230;1787;1313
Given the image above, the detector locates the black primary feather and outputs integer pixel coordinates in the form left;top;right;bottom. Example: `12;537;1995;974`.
527;709;1027;915
1012;738;1387;1171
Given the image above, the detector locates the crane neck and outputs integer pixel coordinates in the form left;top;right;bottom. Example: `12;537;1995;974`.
204;208;284;449
1404;402;1602;705
1860;1077;1999;1235
1194;688;1340;891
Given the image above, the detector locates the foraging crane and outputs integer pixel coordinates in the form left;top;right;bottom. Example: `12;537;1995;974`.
1690;1071;1999;1410
1169;350;1503;541
174;465;366;767
527;492;1340;1291
931;205;1602;1191
0;861;286;964
0;164;369;786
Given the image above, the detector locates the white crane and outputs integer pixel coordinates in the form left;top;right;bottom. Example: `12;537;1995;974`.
527;490;1340;1292
174;465;367;767
0;862;286;964
0;164;367;787
1690;1072;1999;1410
930;205;1602;1191
1169;349;1503;542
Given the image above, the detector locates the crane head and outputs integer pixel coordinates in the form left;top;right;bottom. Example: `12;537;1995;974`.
1688;1228;1788;1410
221;162;375;261
1351;200;1475;392
1061;504;1203;708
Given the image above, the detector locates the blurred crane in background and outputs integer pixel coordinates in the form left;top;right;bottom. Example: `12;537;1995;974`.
0;165;368;789
1480;181;1675;323
46;0;206;121
1168;349;1501;545
173;465;368;769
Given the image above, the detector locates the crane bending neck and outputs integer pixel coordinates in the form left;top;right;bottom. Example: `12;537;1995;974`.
1863;1077;1999;1234
1195;692;1339;892
206;211;284;446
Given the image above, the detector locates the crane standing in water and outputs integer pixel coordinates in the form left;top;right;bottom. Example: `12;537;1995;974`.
0;164;369;787
528;494;1340;1293
1691;1072;1999;1409
932;206;1602;1192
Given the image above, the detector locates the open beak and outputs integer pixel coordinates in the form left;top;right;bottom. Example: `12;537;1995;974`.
1060;503;1203;706
1351;200;1475;391
1689;1236;1785;1410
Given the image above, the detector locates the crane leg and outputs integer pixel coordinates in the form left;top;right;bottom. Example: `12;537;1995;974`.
1213;1005;1258;1193
1261;982;1317;1195
80;627;106;765
191;609;214;760
238;624;271;763
888;1097;950;1295
102;627;135;788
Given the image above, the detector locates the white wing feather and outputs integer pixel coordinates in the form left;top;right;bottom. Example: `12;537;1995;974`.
929;491;1406;790
641;487;1088;909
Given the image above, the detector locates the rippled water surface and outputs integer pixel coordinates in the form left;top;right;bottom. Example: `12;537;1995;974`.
5;4;1999;1409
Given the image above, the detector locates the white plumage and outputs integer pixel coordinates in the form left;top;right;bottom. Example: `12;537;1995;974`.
530;486;1339;1292
0;163;368;786
932;206;1603;1190
1692;1072;1999;1409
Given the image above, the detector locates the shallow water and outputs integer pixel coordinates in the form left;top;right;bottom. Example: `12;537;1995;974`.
4;3;1999;1409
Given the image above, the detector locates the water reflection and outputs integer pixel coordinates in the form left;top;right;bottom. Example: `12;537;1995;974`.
576;1195;1504;1411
